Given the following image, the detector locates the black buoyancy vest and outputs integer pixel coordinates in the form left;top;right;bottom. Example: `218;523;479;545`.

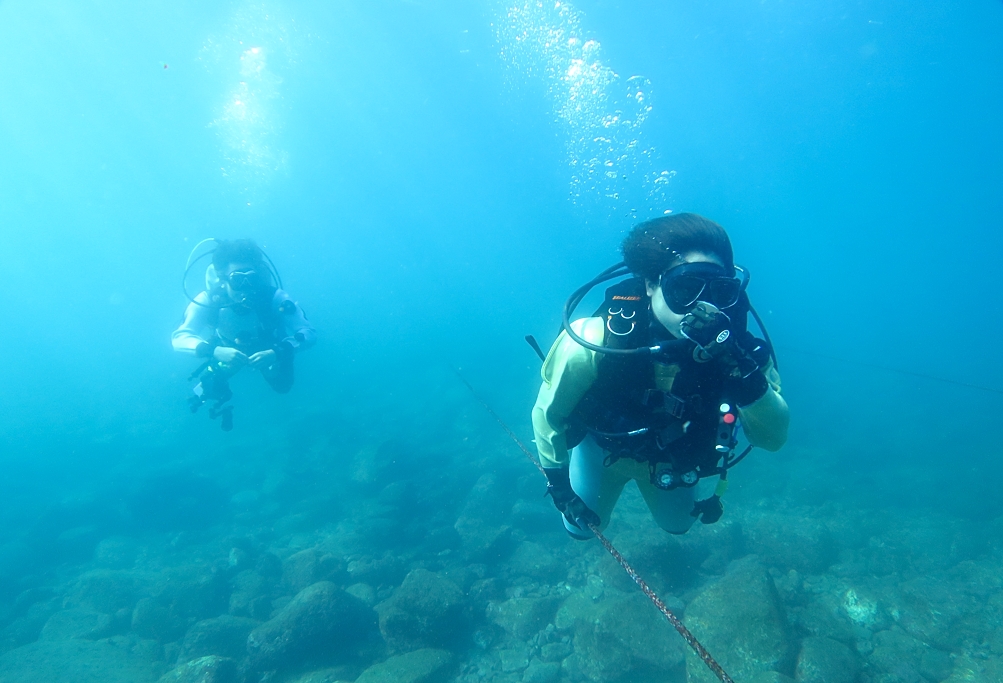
207;286;285;353
568;277;752;475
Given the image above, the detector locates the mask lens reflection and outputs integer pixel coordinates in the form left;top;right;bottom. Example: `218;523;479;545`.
228;271;258;291
665;274;706;313
707;278;741;309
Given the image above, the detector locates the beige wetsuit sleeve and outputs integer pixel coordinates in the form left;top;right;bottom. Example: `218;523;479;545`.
738;361;790;452
531;318;605;469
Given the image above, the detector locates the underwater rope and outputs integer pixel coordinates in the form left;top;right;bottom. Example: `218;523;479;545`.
454;370;735;683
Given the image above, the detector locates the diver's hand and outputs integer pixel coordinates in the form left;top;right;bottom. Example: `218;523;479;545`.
248;349;277;368
544;467;600;532
213;347;248;367
691;495;724;524
680;303;731;349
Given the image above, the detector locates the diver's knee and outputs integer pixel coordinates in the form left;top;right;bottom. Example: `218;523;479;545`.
656;515;696;535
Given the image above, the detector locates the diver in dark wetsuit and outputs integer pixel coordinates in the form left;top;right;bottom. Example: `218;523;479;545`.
172;239;315;430
533;214;789;538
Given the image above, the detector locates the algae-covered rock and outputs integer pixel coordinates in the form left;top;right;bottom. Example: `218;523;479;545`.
942;654;1003;683
282;548;344;593
539;641;573;663
867;628;952;683
65;569;152;614
453;474;512;559
498;643;530;672
486;595;561;640
375;568;466;652
560;591;685;682
600;528;701;594
794;636;859;683
247;580;377;671
503;541;562;581
93;537;139;569
0;637;164;682
890;575;980;650
39;608;113;641
0;599;60;654
742;510;837;574
157;655;238;683
177;615;258;664
354;648;454;683
131;597;186;642
684;556;794;683
346;582;376;606
749;674;795;683
523;657;561;683
287;668;353;683
228;569;271;620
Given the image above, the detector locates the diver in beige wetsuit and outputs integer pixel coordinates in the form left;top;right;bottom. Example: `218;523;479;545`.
532;214;789;538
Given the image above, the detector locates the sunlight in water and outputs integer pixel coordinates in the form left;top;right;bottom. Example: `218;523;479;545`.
496;0;674;220
202;2;295;190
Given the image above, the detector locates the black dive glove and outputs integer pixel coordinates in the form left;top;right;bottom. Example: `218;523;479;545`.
544;467;600;532
728;369;768;407
681;304;769;380
691;495;724;524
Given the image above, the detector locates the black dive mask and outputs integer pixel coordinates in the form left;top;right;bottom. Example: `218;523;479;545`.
659;262;747;315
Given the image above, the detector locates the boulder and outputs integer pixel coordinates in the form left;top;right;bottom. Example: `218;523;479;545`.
741;510;837;574
453;474;513;559
601;528;701;594
131;597;185;642
157;655;238;683
282;548;344;593
539;641;572;663
941;654;1003;683
867;628;952;683
354;648;454;683
0;637;164;682
246;581;377;671
684;556;794;683
375;569;466;652
503;541;562;581
749;674;795;683
177;615;258;663
794;636;859;683
560;591;685;682
499;644;530;672
486;595;561;640
93;537;139;569
39;608;113;641
346;583;376;606
228;570;271;620
523;657;561;683
287;668;354;683
890;575;980;650
64;569;151;614
154;567;229;627
0;599;61;652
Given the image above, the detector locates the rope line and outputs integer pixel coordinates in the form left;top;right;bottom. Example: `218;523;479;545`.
589;524;734;683
454;369;734;683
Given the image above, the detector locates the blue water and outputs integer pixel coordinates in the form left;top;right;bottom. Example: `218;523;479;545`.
0;1;1001;681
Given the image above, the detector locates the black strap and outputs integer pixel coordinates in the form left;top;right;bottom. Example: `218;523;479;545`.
525;335;546;362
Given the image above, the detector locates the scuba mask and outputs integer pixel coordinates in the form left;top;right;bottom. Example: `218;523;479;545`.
658;262;748;315
226;269;261;293
183;238;284;310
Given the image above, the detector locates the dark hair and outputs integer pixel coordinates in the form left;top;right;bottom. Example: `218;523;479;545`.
621;213;734;281
212;239;264;272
